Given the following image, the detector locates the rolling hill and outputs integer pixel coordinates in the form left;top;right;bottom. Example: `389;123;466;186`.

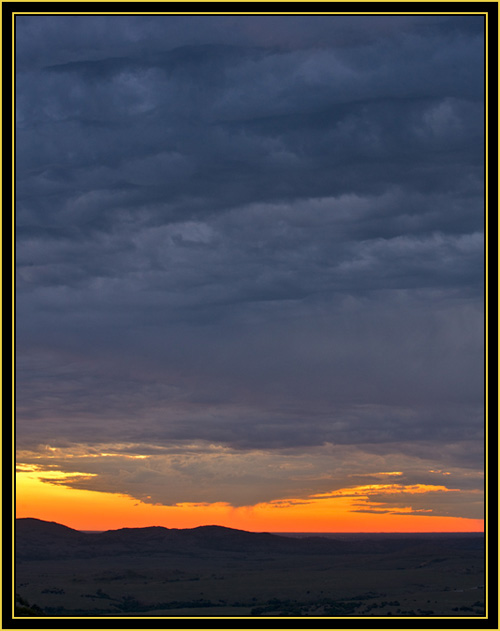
16;518;483;561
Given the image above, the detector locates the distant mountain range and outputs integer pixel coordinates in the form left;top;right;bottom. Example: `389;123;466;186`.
16;518;484;561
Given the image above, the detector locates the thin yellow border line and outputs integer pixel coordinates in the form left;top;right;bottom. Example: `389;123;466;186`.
11;11;488;14
11;9;15;622
0;0;2;624
484;11;488;621
19;617;473;622
12;616;489;621
11;9;489;623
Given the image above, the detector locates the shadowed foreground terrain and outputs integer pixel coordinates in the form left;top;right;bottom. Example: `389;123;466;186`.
16;519;485;617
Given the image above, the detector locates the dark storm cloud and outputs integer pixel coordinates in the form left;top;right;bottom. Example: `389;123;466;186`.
16;15;484;505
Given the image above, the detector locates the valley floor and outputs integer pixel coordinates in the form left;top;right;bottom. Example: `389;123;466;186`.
16;539;485;618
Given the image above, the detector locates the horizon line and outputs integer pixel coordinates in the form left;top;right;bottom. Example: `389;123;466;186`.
16;517;484;535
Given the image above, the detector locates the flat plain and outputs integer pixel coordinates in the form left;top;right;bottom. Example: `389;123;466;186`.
15;519;485;618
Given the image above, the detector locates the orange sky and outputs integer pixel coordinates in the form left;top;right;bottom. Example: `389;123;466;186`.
16;469;484;533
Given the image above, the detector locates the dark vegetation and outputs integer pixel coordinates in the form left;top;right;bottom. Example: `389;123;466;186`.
15;593;44;617
15;519;485;618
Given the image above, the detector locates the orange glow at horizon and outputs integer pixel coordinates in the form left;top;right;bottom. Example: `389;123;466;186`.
16;470;484;533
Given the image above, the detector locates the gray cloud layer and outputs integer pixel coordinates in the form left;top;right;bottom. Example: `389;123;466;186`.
16;15;484;510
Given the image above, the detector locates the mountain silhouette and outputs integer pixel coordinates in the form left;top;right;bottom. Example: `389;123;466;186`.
16;518;483;561
16;518;349;560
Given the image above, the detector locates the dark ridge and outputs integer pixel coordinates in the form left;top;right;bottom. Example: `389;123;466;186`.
15;518;484;562
16;518;81;537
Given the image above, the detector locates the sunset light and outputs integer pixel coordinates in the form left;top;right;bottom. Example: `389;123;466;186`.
14;10;487;621
16;467;483;533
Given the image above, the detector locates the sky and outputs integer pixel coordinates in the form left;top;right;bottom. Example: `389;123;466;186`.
15;14;485;532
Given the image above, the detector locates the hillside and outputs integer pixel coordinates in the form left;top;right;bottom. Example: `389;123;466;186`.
15;519;485;617
16;518;483;561
16;518;348;560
